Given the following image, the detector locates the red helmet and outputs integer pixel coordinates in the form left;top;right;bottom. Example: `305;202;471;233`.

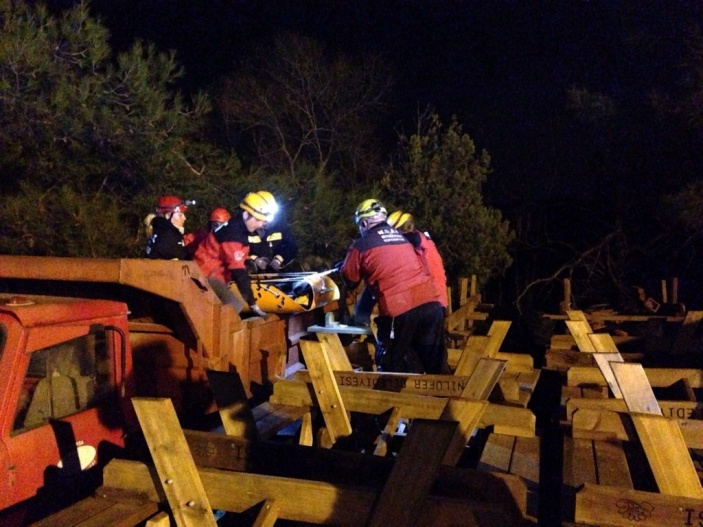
209;207;231;223
156;195;188;214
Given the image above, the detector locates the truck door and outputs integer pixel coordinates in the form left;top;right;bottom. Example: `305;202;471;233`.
0;322;124;510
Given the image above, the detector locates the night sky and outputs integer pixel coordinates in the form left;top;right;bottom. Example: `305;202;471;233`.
90;1;703;191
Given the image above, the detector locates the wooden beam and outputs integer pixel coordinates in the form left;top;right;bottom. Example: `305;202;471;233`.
252;499;279;527
31;489;160;527
588;333;619;353
270;379;536;436
610;362;661;415
570;408;703;449
132;397;217;527
565;320;596;352
460;358;507;400
454;335;490;377
566;366;703;388
315;332;354;371
103;459;522;526
575;483;703;527
485;321;512;357
592;352;625;399
630;414;703;499
565;397;703;422
299;339;352;443
367;420;457;527
441;399;489;466
373;407;402;457
146;511;171;527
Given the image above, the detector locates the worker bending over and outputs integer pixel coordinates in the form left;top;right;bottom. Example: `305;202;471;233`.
340;199;448;374
195;193;276;318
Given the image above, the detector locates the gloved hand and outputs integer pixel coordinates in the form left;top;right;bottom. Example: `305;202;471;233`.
249;304;266;318
254;257;270;270
331;259;345;272
269;258;282;271
245;258;258;273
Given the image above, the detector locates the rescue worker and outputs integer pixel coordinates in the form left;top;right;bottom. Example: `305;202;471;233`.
247;191;298;272
195;192;275;318
186;207;231;258
387;210;449;309
191;208;239;309
353;210;448;324
340;198;448;374
145;195;193;260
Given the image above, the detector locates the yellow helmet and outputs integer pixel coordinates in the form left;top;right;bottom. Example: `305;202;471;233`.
354;198;387;225
240;191;278;221
388;210;414;232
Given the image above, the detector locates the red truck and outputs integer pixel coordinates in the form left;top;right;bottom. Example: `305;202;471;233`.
0;294;134;512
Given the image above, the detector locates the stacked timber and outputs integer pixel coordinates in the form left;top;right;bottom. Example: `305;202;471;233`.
29;301;703;525
549;310;703;526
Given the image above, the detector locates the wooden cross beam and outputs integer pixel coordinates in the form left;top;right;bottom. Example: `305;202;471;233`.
132;397;218;527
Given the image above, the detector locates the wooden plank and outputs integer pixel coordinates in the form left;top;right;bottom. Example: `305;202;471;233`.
508;436;540;486
565;320;596;352
477;433;516;473
295;370;472;397
367;420;457;527
373;406;402;457
270;378;537;436
563;437;597;488
441;399;489;466
630;413;703;498
146;511;171;527
179;428;529;520
567;366;703;388
30;490;160;527
610;362;661;415
132;397;217;527
252;499;279;527
446;294;484;332
299;411;313;446
575;483;703;526
316;332;354;371
104;458;514;526
299;339;352;442
550;334;577;351
460;358;507;400
571;408;632;442
251;403;309;440
593;439;633;489
592;352;625;399
565;397;703;422
454;335;490;377
569;407;703;449
495;352;534;372
566;310;591;325
453;320;511;376
588;332;619;352
207;369;257;439
485;321;512;357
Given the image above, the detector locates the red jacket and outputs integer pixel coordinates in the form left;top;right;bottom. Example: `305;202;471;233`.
194;212;255;306
341;222;439;317
185;227;209;258
193;230;227;282
415;230;448;308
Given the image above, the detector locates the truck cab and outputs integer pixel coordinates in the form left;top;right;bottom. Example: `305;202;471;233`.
0;294;132;511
